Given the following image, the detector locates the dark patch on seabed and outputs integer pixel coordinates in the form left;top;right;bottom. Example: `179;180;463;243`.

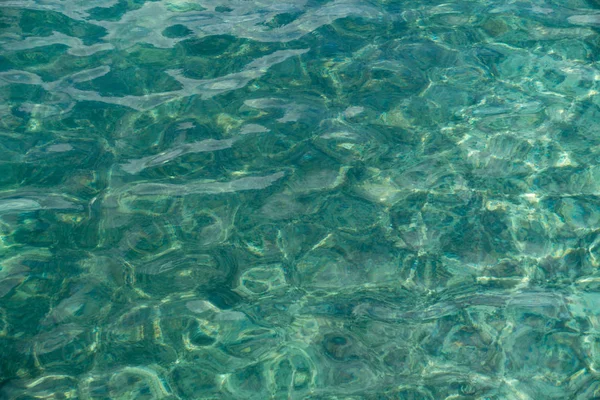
2;0;600;398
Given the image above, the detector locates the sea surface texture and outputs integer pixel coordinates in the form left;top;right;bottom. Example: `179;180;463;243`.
2;0;600;398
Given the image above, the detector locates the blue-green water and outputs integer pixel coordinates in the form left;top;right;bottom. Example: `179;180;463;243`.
1;0;600;398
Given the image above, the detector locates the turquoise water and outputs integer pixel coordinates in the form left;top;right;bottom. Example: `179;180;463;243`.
1;0;600;398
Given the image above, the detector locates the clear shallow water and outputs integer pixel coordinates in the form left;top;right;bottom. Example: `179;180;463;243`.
1;0;600;398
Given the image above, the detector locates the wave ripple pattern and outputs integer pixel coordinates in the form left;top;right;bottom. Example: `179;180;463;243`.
2;0;600;398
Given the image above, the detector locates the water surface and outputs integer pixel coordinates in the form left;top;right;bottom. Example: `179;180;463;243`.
2;0;600;398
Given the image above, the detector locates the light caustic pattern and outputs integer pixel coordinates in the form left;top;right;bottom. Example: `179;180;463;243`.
2;0;600;398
